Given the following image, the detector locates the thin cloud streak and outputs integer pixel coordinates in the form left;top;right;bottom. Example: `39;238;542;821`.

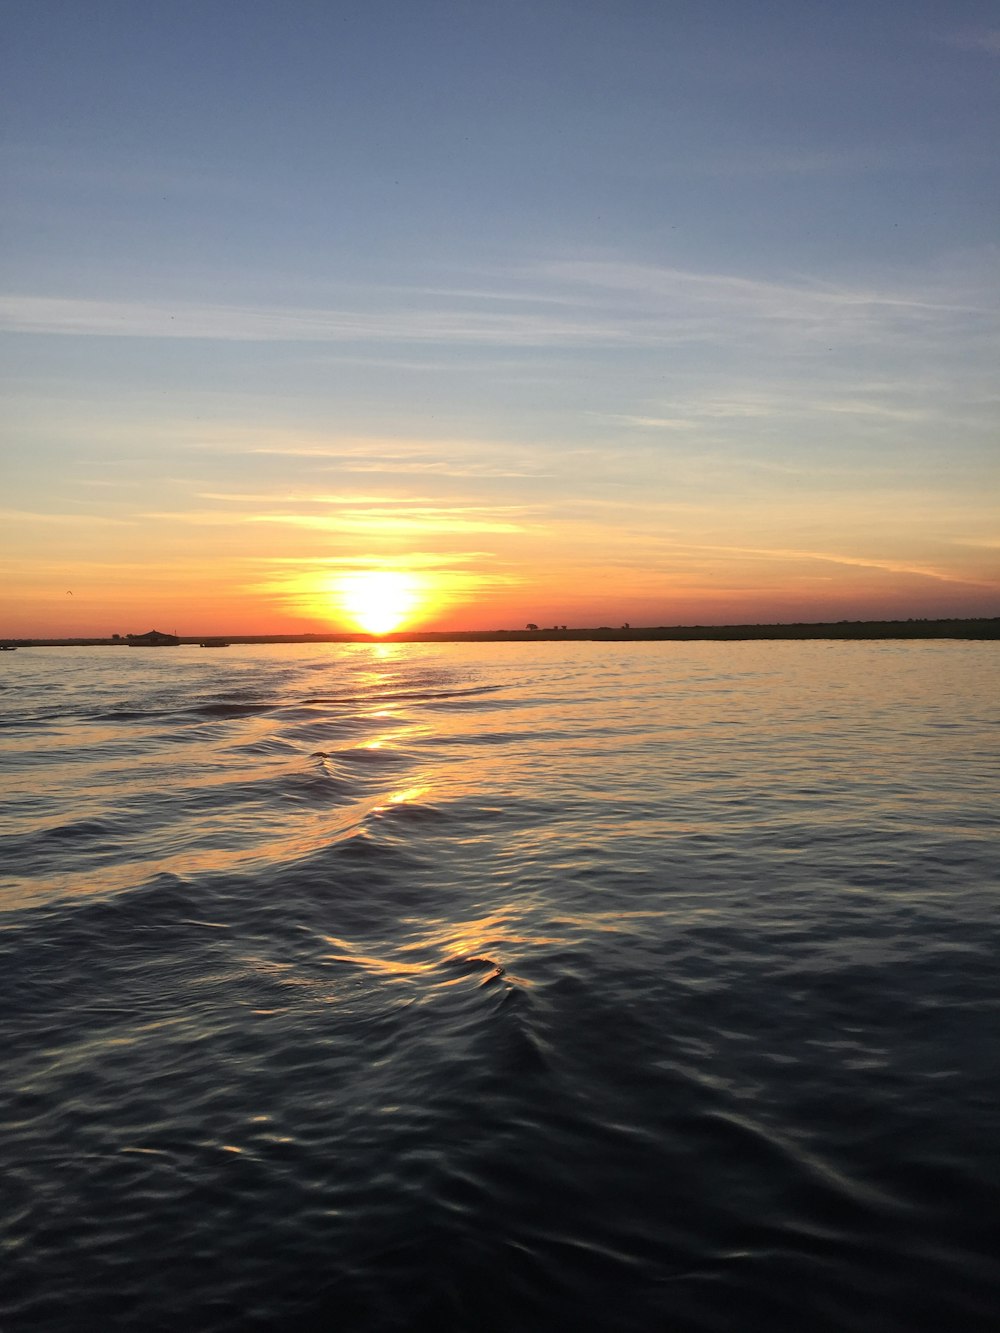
0;508;138;526
196;491;454;506
0;294;629;347
256;551;499;569
139;508;532;536
3;256;993;356
692;543;997;588
536;259;993;315
240;443;546;478
943;27;1000;55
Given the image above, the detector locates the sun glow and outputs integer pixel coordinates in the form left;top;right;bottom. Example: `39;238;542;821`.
336;570;421;635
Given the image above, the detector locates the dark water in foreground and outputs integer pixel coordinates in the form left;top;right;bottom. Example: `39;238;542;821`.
1;641;998;1331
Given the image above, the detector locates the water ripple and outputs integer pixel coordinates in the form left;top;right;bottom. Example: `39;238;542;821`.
1;641;998;1330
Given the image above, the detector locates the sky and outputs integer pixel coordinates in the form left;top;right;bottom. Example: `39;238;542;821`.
2;0;998;636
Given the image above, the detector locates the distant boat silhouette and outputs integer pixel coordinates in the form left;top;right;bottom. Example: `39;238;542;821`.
199;639;231;648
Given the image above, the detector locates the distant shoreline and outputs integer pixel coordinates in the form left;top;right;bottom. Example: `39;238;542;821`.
5;616;998;647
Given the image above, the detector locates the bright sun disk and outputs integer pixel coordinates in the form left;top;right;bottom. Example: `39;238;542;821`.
337;570;420;635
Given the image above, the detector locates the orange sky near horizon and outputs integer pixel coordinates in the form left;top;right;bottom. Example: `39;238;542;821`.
4;469;998;638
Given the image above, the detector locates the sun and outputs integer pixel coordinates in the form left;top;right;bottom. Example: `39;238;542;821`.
336;570;420;635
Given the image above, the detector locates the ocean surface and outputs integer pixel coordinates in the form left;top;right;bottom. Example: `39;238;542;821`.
1;640;998;1332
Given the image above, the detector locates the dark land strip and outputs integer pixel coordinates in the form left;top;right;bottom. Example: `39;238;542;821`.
7;617;999;648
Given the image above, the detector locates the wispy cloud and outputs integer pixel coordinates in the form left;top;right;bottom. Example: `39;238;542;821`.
4;254;992;356
603;415;700;431
255;551;499;569
75;478;144;489
0;508;137;526
196;491;446;506
671;144;953;178
139;504;534;536
0;294;624;348
335;457;545;478
240;439;548;478
172;426;549;478
249;510;531;536
943;28;1000;56
690;543;997;588
603;388;934;431
538;259;992;325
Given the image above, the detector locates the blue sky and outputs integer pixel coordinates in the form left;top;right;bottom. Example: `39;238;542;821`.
2;0;998;633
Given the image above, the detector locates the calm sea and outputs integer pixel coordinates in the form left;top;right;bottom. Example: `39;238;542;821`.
2;641;998;1331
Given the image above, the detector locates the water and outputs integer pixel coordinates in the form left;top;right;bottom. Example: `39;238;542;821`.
2;640;998;1331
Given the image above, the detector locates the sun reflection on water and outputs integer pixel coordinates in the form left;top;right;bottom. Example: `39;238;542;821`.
388;786;428;804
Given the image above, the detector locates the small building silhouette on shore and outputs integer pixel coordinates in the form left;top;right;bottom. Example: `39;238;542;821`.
127;629;180;647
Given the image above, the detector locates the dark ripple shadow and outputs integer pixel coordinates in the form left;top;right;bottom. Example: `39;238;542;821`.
300;683;501;707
